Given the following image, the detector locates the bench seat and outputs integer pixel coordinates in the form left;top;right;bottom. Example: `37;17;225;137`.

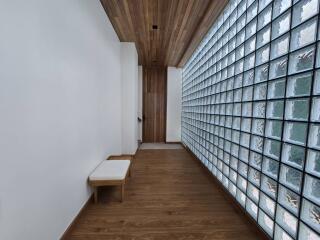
88;160;131;203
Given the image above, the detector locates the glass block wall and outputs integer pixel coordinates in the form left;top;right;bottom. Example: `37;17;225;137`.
181;0;320;239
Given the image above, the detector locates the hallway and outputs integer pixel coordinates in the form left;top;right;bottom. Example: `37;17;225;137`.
67;147;261;240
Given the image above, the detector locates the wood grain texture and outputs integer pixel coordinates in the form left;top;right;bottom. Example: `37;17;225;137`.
100;0;228;67
143;67;167;142
65;148;263;240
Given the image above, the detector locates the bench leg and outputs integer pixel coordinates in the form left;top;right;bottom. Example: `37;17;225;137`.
94;187;98;204
121;184;124;202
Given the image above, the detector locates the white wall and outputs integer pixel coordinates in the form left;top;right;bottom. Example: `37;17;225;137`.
166;67;182;142
138;66;143;141
0;0;125;239
121;43;139;154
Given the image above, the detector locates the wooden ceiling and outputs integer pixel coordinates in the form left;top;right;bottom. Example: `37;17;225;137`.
100;0;228;67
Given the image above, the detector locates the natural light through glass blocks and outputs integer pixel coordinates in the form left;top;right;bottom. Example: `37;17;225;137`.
181;0;320;238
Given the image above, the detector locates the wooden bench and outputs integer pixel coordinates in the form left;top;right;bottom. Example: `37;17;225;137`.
88;160;131;203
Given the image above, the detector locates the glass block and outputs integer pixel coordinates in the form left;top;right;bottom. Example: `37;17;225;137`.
271;34;290;60
237;29;246;46
252;119;265;136
276;205;298;237
285;98;309;121
245;37;256;55
249;167;261;186
299;222;320;240
244;70;255;86
282;143;306;170
291;18;317;51
273;0;291;19
253;101;266;118
260;192;276;217
242;102;252;117
248;182;260;203
242;86;253;101
262;157;279;179
240;147;249;162
246;198;258;220
280;165;302;193
237;175;247;192
303;174;320;205
246;19;257;39
247;1;258;23
266;120;282;140
272;10;291;39
244;53;255;70
306;149;320;178
254;83;267;100
287;72;312;97
274;224;294;240
257;25;271;48
267;100;284;119
259;0;272;12
264;139;281;160
283;122;308;145
308;124;320;150
292;0;319;28
311;98;320;122
258;210;274;236
288;45;316;74
251;136;264;153
255;64;269;83
278;185;300;216
270;57;288;79
261;174;277;199
268;79;286;99
258;5;272;30
256;45;270;66
240;132;250;148
236;189;246;207
230;169;237;183
228;182;237;196
241;118;251;132
315;70;320;95
301;199;320;233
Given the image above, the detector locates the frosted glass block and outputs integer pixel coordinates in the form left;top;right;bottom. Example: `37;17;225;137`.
257;25;271;48
287;72;312;97
236;44;245;60
288;45;316;74
292;0;319;28
228;182;237;196
240;132;250;148
258;210;274;236
283;122;308;145
247;1;258;23
234;89;242;102
237;14;246;32
299;222;320;240
230;169;237;183
311;98;320;122
244;53;255;71
252;119;265;136
254;83;267;100
276;205;298;237
274;224;294;240
285;99;309;121
278;185;300;216
308;124;320;150
258;5;272;30
245;37;256;55
255;64;269;83
270;57;288;79
241;118;251;132
291;18;317;51
273;0;291;19
236;189;246;207
251;136;264;153
242;102;252;117
246;198;258;220
256;45;270;66
236;29;246;46
264;139;281;160
248;183;260;203
267;100;284;119
240;147;249;162
306;149;320;178
315;70;320;95
271;34;290;60
268;79;286;99
280;165;302;193
253;101;266;118
266;120;282;140
249;167;261;186
259;0;272;12
301;199;320;233
303;174;320;205
245;27;257;47
237;175;247;192
260;192;276;217
261;175;277;199
262;157;279;179
243;86;253;101
272;11;291;39
282;143;305;170
235;60;244;74
238;161;248;177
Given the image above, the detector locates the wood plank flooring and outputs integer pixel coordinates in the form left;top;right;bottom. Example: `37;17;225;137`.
67;148;262;240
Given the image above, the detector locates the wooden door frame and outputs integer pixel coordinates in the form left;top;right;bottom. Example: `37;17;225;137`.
142;66;167;143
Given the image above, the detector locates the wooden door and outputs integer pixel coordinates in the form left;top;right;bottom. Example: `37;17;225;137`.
143;67;167;142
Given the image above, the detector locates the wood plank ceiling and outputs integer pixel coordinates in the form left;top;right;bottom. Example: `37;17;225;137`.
100;0;228;67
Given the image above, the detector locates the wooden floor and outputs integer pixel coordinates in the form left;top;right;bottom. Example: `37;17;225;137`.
67;148;262;240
